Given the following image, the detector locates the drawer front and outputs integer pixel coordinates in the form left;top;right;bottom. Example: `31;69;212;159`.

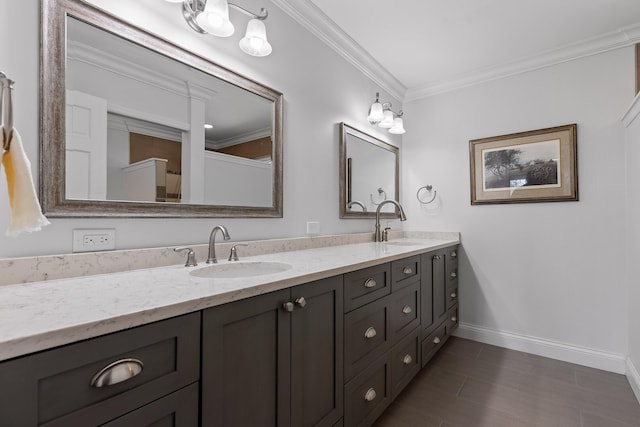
391;255;420;291
447;304;459;333
391;328;421;400
0;313;200;427
344;295;390;381
447;282;458;309
344;352;392;427
421;323;447;367
447;245;459;271
102;383;199;427
389;281;420;345
344;263;391;312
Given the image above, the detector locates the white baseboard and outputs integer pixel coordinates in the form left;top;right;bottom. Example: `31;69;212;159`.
627;357;640;404
455;322;627;374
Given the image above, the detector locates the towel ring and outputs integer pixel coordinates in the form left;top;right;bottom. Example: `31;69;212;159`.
0;71;15;151
370;187;387;206
417;185;437;204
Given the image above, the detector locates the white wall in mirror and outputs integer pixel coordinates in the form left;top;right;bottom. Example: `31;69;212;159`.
0;0;402;257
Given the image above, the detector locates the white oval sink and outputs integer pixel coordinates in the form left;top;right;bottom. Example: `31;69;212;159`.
189;261;292;279
383;241;423;247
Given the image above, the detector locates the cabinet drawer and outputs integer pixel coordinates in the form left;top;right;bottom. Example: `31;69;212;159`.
421;322;447;367
0;313;200;427
102;383;199;427
344;294;390;381
447;304;459;333
391;328;421;399
389;281;420;345
447;246;459;269
447;282;458;309
344;352;392;427
391;255;420;291
344;263;391;312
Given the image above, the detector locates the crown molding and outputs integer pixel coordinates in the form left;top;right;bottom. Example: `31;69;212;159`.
271;0;406;101
206;126;272;149
405;22;640;102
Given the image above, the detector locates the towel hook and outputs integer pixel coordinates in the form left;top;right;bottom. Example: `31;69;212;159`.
370;187;387;206
417;185;437;204
0;71;15;151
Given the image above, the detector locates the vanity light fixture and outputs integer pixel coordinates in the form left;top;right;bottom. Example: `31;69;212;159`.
171;0;272;57
367;92;405;134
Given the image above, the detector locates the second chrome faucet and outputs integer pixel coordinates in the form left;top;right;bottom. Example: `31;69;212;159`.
207;225;230;264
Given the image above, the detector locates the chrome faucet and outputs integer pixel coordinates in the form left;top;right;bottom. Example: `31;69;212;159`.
374;200;407;242
207;225;230;263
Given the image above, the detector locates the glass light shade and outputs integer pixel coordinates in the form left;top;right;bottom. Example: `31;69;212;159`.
367;101;384;124
389;117;406;134
378;110;394;129
196;0;235;37
239;19;272;57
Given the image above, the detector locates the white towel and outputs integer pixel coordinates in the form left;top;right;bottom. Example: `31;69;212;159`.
2;126;50;236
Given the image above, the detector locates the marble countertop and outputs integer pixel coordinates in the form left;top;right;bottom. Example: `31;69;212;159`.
0;237;458;362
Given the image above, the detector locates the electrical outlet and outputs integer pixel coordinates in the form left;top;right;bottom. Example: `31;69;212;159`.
306;221;320;235
73;229;116;253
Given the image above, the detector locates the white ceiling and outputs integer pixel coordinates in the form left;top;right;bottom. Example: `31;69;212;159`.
276;0;640;101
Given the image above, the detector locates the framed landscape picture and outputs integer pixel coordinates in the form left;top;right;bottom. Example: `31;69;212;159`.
469;124;578;205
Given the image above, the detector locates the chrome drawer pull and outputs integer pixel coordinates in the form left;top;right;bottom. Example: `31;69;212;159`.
402;266;413;275
90;358;144;388
403;354;413;365
451;316;457;322
450;271;457;278
433;255;441;261
283;302;294;312
433;336;441;345
450;292;457;299
295;297;306;308
402;305;412;314
363;278;377;288
364;327;377;339
451;251;457;258
364;388;377;402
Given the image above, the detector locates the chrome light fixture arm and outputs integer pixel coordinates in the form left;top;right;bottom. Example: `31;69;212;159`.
182;0;268;34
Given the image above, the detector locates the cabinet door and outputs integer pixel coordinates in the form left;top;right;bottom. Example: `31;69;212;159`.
421;249;447;336
202;289;291;427
291;276;344;427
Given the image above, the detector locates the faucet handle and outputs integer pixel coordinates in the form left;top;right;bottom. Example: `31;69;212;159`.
228;243;249;261
382;227;391;242
174;247;197;267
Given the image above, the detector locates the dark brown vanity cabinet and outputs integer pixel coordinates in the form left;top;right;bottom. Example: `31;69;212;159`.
420;245;459;367
202;275;344;427
0;313;201;427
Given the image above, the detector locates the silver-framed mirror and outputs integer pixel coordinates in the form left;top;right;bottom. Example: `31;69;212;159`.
339;123;400;219
40;0;283;217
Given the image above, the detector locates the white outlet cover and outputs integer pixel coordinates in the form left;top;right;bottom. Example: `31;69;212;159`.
72;229;116;253
306;221;320;235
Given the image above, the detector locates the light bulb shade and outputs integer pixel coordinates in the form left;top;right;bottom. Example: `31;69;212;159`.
196;0;235;37
378;110;394;129
389;117;406;134
239;19;272;56
367;101;384;124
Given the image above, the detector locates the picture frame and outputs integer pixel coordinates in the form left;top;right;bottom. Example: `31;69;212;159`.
469;124;578;205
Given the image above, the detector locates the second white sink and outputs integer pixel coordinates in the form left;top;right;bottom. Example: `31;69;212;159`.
190;261;292;279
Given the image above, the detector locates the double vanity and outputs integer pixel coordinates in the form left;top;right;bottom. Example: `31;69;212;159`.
0;233;459;427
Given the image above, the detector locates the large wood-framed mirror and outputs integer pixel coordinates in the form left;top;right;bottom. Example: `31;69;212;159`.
40;0;283;217
339;123;400;219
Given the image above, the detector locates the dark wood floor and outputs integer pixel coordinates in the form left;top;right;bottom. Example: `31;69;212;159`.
374;337;640;427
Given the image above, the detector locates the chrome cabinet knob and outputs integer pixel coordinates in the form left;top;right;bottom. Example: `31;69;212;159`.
402;305;412;314
403;266;413;275
295;297;306;308
403;354;413;365
433;255;441;261
450;271;457;278
282;302;294;312
90;358;144;388
433;336;441;345
364;327;377;339
450;292;457;299
451;251;457;258
363;278;377;288
364;388;377;402
451;316;457;322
